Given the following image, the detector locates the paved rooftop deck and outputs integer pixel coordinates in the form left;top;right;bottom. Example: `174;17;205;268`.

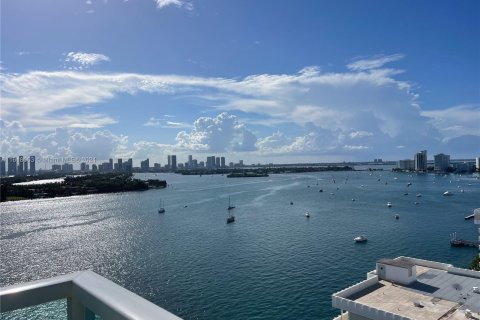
346;264;480;320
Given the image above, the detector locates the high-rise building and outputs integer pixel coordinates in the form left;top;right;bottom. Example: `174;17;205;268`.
124;159;133;172
18;156;24;174
0;157;6;176
109;158;114;172
188;155;193;167
414;150;427;171
81;162;88;171
140;158;150;171
397;159;415;171
62;163;73;173
7;158;17;175
171;155;177;170
434;153;450;172
117;158;123;171
206;156;215;169
215;157;220;168
29;156;35;175
220;157;225;168
92;164;98;171
476;157;480;172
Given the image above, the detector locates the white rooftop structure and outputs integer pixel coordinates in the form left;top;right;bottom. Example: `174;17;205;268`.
332;256;480;320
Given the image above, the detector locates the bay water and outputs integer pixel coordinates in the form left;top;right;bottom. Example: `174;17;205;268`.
1;170;479;319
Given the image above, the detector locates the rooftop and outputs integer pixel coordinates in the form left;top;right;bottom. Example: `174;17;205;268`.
332;257;480;320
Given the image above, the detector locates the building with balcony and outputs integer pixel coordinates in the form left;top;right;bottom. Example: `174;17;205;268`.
434;153;450;172
332;256;480;320
414;150;427;171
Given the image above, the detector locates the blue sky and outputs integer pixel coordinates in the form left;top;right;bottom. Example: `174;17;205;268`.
1;0;479;165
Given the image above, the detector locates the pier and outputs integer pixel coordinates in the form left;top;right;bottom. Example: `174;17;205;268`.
450;232;480;247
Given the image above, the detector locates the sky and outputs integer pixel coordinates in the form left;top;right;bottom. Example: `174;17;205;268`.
1;0;479;166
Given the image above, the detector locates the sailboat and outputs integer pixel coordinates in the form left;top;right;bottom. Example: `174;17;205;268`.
158;200;165;213
227;196;235;210
226;196;235;223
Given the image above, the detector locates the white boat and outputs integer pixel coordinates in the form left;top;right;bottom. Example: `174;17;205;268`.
305;211;310;218
354;235;367;243
387;202;392;208
158;200;165;213
443;191;453;196
416;193;422;197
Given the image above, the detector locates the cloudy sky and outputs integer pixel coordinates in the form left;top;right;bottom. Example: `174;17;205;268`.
1;0;479;166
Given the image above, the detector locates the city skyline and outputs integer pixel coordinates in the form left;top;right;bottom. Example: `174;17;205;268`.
1;1;479;164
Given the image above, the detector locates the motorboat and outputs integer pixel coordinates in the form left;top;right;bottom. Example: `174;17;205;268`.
387;202;392;208
395;214;400;220
305;211;310;218
354;235;368;243
443;191;453;196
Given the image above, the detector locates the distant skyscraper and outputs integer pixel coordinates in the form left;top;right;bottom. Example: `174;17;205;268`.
81;162;88;171
476;157;480;172
0;157;6;176
29;156;35;175
18;156;24;174
171;155;177;170
92;164;98;171
109;158;114;172
221;157;225;168
188;155;193;167
215;157;220;168
434;153;450;172
8;158;17;175
414;150;427;171
397;159;415;171
117;158;123;171
140;158;150;171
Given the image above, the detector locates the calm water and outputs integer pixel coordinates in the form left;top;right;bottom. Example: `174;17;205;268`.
1;171;479;319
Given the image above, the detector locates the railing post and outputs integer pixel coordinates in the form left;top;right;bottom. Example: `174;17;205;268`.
67;297;85;320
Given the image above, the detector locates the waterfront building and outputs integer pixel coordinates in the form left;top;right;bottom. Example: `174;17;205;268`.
206;156;215;169
0;157;5;176
117;158;123;171
92;164;98;171
62;163;73;173
221;157;225;168
397;159;415;171
476;157;480;172
52;164;62;171
414;150;427;171
140;158;150;172
188;155;193;167
125;158;133;172
434;153;450;172
171;155;177;170
109;158;114;171
80;162;88;171
7;157;16;175
29;156;35;175
18;156;24;174
452;161;475;173
215;157;220;168
332;256;480;319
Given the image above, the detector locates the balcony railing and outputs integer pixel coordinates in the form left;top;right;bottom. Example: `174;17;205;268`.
0;270;183;320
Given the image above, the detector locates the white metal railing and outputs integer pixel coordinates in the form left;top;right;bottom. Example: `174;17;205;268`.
0;270;183;320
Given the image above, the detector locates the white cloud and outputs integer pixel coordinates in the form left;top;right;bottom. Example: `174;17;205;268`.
144;117;161;127
347;54;404;71
1;54;478;160
154;0;193;10
65;52;110;68
421;104;480;142
175;113;257;152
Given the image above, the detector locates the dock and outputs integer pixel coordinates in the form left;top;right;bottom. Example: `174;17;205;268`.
450;232;480;247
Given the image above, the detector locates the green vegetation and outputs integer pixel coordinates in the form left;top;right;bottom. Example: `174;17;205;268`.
0;173;164;202
471;255;480;271
179;166;353;176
